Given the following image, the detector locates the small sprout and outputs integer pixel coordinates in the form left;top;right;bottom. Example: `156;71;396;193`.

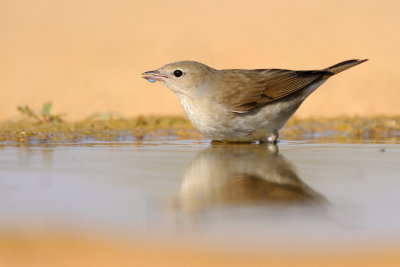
17;102;65;124
17;106;41;122
41;102;52;117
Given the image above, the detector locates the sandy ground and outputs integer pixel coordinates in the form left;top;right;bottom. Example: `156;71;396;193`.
1;0;399;121
0;234;399;267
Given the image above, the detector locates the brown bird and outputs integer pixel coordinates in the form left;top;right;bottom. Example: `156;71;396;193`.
142;59;367;143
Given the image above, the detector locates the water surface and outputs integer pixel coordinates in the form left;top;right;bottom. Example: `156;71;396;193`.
1;140;399;250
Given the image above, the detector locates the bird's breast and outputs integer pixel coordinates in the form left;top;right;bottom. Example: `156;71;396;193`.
178;96;229;137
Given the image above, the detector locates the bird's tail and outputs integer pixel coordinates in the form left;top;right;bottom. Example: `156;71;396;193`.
326;59;368;75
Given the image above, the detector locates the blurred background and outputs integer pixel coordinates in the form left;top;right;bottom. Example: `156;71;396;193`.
1;0;399;121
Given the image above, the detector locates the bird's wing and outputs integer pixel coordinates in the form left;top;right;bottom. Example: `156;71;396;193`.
217;69;332;113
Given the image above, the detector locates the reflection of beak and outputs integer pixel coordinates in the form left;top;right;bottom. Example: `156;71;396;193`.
141;70;169;82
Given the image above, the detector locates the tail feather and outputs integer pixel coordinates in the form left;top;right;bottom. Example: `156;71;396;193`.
326;59;368;74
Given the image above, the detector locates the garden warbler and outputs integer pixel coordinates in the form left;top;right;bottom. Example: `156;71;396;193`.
142;59;367;143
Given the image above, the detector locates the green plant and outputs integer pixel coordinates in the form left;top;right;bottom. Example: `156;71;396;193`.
17;102;64;123
84;111;124;121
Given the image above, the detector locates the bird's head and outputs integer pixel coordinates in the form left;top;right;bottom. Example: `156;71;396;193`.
142;61;216;96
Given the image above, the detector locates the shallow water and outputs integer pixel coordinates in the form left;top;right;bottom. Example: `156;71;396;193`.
0;140;400;250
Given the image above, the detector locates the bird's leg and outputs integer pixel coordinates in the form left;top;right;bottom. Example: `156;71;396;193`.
260;130;279;144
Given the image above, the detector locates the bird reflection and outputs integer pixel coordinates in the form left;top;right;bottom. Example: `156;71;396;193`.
174;144;326;213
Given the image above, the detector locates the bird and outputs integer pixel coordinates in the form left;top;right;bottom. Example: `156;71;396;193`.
142;59;367;143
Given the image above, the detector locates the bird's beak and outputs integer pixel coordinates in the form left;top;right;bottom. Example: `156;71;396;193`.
141;70;169;82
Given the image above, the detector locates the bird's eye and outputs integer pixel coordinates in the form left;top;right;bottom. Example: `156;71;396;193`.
173;70;183;78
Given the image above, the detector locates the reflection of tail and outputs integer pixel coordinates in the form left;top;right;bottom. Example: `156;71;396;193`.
326;59;368;74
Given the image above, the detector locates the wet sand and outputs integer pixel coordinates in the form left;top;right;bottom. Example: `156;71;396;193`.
1;116;399;144
0;140;400;266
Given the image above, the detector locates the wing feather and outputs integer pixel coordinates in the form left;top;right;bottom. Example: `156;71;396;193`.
216;69;331;113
